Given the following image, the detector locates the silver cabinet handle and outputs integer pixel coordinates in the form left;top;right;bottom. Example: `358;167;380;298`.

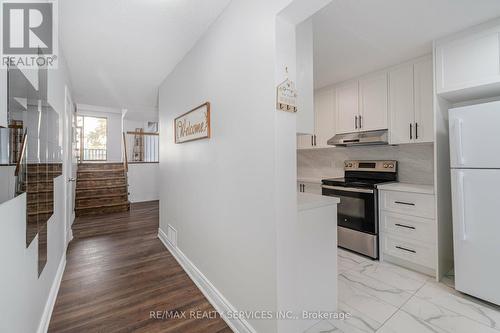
415;122;419;140
394;201;415;206
69;178;76;182
410;123;413;140
311;136;314;147
359;115;362;129
396;246;416;254
314;135;317;146
355;116;358;129
395;223;416;230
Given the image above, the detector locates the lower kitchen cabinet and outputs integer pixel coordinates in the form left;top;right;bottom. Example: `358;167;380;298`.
378;184;437;277
297;181;322;195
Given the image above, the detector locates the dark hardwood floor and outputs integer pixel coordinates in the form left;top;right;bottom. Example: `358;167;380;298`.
48;201;232;333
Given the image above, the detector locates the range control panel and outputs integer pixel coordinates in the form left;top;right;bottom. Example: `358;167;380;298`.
344;160;397;173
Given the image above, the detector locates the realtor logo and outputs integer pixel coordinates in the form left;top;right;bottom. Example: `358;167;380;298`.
1;0;58;68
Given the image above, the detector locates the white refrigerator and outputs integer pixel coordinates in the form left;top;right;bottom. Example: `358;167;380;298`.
449;100;500;305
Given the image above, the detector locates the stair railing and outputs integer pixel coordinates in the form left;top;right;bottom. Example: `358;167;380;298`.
122;132;128;172
15;131;27;195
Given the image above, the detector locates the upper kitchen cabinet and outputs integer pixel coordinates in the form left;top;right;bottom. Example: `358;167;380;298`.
359;72;388;132
336;73;388;135
314;87;335;148
297;87;335;149
0;69;7;128
389;55;433;145
336;81;359;134
389;63;414;145
435;19;500;102
413;57;434;143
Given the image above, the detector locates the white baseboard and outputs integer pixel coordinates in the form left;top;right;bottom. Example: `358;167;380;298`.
37;252;66;333
158;228;256;333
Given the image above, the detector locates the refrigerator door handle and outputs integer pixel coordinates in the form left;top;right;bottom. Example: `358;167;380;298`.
455;118;465;166
458;171;467;241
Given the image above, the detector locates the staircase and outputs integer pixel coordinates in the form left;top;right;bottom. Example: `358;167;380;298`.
75;163;130;217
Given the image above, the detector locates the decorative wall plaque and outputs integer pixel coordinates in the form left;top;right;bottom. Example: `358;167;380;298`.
276;78;297;113
174;102;211;144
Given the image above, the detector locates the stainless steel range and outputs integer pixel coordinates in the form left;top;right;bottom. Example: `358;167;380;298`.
322;160;397;259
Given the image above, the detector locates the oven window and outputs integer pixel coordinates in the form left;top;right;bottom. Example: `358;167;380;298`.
338;195;365;218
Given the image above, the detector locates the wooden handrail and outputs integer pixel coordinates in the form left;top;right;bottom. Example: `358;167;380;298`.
126;131;159;136
15;132;27;176
122;132;128;172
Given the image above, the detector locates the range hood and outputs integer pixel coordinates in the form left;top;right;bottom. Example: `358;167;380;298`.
327;130;389;147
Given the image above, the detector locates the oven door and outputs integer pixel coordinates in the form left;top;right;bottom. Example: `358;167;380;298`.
322;185;377;234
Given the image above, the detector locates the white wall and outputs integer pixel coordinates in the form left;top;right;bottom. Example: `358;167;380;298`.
157;1;307;332
128;163;159;203
158;1;333;332
76;105;123;162
0;52;73;333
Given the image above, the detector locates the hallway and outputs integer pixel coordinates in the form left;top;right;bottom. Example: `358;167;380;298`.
48;201;232;333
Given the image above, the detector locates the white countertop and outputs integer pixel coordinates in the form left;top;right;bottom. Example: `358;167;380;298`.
377;182;435;195
297;177;323;184
298;192;340;211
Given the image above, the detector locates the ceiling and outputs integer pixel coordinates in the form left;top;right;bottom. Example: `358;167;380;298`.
313;0;500;89
60;0;231;117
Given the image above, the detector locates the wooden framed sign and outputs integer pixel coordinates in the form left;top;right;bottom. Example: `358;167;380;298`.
174;102;211;144
276;78;297;113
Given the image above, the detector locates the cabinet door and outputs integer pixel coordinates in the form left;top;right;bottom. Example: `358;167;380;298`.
414;57;434;143
0;69;7;128
336;81;359;134
314;88;335;148
436;30;500;96
303;182;322;195
389;64;414;144
297;134;313;149
359;72;388;131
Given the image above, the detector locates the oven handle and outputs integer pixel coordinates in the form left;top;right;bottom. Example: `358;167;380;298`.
321;185;374;194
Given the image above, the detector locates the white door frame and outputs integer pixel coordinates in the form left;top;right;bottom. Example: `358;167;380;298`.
63;86;76;245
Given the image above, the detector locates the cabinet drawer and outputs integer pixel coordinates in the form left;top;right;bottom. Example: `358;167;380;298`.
380;190;435;219
382;234;435;269
381;211;436;244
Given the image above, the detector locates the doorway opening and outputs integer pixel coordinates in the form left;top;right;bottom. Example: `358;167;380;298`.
76;116;108;161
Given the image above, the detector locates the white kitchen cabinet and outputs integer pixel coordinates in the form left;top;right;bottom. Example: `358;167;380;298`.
435;20;500;101
389;64;414;144
413;57;434;143
297;181;322;195
0;69;7;128
314;88;335;148
359;72;388;131
336;81;359;134
297;134;314;149
389;55;433;145
379;184;437;276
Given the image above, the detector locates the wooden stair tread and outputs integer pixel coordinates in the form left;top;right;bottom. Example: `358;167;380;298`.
77;177;126;181
75;202;130;210
76;184;128;191
76;193;127;200
28;210;53;216
77;169;124;173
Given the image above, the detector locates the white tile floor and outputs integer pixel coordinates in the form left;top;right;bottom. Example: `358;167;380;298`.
305;249;500;333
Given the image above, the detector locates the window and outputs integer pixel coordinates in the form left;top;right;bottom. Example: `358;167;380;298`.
77;116;107;161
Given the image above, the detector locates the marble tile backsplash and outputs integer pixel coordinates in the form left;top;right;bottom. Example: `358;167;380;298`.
298;143;434;185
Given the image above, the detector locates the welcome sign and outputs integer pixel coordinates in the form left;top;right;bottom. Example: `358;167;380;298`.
174;102;211;144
